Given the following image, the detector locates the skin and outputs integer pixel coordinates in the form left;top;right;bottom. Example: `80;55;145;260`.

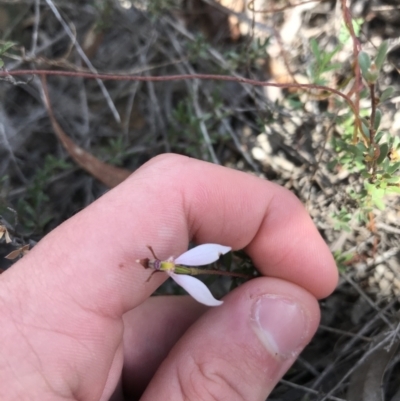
0;154;338;401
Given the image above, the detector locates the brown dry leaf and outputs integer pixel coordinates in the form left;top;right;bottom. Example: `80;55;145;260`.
219;0;244;41
5;244;30;260
183;0;243;42
261;1;318;101
347;331;399;401
41;76;131;189
82;23;105;59
0;225;11;243
0;6;10;33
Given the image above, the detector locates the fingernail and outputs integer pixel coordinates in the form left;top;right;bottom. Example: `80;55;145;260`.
250;295;310;359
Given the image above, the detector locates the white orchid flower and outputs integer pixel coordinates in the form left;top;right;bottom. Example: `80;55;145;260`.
137;243;232;307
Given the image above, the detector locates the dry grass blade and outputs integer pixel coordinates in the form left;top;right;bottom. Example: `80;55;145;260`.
5;244;30;260
347;330;400;401
40;75;131;188
0;225;11;243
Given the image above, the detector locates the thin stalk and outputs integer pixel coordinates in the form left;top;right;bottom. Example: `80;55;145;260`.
368;83;379;181
185;267;252;279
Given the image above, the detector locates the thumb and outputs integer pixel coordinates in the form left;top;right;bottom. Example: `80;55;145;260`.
140;277;320;401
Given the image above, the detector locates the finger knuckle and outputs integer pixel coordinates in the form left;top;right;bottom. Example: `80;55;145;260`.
176;353;248;401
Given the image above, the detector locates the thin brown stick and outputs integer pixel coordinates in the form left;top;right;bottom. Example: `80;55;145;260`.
369;83;377;146
2;69;359;117
341;0;362;142
187;268;253;279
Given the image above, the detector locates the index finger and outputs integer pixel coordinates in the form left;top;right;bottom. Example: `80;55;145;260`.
4;154;337;316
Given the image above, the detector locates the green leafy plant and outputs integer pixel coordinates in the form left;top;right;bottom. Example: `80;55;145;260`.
224;37;270;70
308;38;342;85
170;97;229;160
307;19;362;85
145;0;180;17
17;156;72;232
101;137;128;166
93;0;114;31
333;250;355;273
0;42;16;68
332;207;352;232
312;37;399;225
187;34;211;63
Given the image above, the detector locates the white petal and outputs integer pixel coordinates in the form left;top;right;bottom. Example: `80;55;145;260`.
174;244;231;266
169;272;223;307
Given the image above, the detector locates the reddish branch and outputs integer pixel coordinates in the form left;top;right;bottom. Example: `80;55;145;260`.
1;68;359;116
341;0;362;142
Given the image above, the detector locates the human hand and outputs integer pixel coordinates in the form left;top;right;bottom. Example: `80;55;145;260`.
0;154;338;401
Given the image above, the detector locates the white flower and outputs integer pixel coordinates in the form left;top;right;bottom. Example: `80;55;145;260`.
139;243;231;307
170;244;231;306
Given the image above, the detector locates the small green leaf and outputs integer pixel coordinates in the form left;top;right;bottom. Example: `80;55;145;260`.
375;130;385;143
364;181;374;192
387;186;400;194
386;176;400;184
375;40;389;70
357;142;368;152
322;62;342;73
24;203;36;218
377;143;389;164
374;109;382;130
364;66;379;83
370;185;385;198
380;158;390;171
358;51;371;76
0;41;15;56
347;144;364;157
373;197;385;210
380;87;394;103
387;161;400;175
361;121;370;138
310;38;321;62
